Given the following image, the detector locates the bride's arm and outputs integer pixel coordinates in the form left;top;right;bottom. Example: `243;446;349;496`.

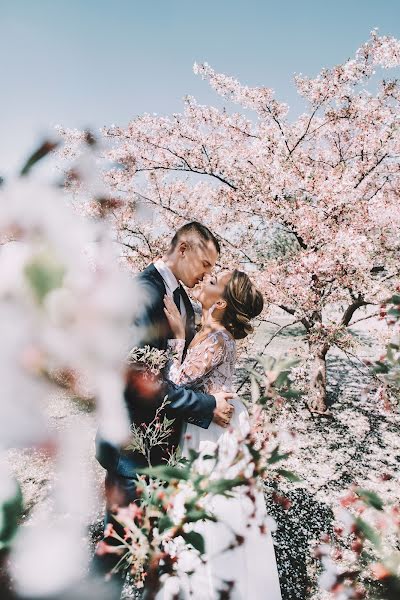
163;294;186;377
163;294;228;389
168;332;227;387
166;338;186;380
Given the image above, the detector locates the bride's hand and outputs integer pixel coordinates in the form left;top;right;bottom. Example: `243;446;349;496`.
164;295;185;339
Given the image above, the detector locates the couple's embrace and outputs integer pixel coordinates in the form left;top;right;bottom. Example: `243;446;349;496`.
95;222;281;599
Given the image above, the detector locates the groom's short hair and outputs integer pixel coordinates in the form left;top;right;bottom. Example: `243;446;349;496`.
169;222;220;254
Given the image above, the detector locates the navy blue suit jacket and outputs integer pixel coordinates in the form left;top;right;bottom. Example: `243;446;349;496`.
96;264;216;478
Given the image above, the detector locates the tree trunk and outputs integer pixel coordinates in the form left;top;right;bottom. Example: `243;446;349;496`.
308;346;329;412
307;308;330;413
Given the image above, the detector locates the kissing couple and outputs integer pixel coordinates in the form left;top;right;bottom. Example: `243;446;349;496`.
95;222;281;599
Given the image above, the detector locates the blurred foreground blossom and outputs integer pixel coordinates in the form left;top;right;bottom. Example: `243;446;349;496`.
0;178;136;446
0;145;139;597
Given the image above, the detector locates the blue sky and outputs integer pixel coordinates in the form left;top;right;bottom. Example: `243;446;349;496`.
2;0;400;176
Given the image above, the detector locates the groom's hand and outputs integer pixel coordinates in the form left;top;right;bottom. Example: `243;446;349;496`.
213;392;235;427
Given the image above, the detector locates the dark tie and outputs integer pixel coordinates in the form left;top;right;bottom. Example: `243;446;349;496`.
173;284;195;357
173;286;182;312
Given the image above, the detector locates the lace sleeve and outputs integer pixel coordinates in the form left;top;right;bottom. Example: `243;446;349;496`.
166;339;185;381
168;332;227;387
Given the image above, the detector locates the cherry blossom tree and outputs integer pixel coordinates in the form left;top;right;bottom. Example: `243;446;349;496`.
59;31;400;412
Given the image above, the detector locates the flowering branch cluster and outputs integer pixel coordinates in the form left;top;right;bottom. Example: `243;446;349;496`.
317;487;400;599
316;292;400;598
247;353;303;420
99;427;294;596
97;355;302;596
125;395;175;467
127;345;171;375
374;290;400;401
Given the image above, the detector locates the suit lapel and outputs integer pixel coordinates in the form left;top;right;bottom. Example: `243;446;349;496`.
179;286;195;354
143;264;195;354
144;263;166;288
140;264;171;347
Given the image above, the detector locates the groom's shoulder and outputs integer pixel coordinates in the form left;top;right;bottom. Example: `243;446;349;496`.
137;263;163;287
135;264;165;307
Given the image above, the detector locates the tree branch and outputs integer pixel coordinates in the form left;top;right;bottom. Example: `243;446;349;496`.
134;191;256;265
354;153;388;189
341;297;371;327
348;311;381;326
135;165;238;190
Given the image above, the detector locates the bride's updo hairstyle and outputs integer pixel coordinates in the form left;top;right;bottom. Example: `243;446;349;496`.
222;270;264;339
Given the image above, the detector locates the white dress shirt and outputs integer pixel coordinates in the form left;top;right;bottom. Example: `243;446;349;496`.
153;259;187;326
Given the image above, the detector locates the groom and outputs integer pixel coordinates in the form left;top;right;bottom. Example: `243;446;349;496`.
94;222;234;593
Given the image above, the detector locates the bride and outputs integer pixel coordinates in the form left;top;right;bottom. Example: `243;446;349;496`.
159;269;282;600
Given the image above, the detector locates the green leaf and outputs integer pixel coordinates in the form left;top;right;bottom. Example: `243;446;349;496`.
355;489;384;511
277;469;302;483
138;465;189;481
257;355;275;372
274;372;290;388
0;479;23;551
187;448;200;462
191;475;206;492
245;367;264;383
24;254;65;303
206;477;244;495
257;395;270;406
185;509;210;523
274;360;300;388
374;361;389;374
268;445;291;464
354;517;382;549
157;515;173;533
274;357;300;373
279;389;303;400
181;531;205;555
390;294;400;305
247;444;261;463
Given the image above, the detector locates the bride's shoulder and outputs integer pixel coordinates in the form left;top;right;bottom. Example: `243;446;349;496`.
208;329;235;346
204;330;236;359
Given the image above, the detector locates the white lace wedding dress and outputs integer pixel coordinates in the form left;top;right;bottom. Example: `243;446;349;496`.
157;330;282;600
